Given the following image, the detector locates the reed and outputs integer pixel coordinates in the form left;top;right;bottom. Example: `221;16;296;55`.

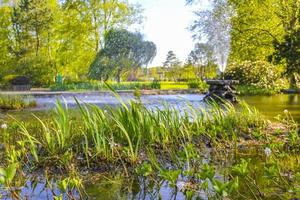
0;95;36;110
1;93;298;199
11;95;265;168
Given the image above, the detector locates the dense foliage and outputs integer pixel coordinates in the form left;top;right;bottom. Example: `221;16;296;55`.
89;29;156;82
225;61;288;90
0;0;142;86
188;0;300;88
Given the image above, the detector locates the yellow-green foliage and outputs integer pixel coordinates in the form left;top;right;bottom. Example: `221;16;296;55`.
160;82;189;90
225;61;288;90
1;75;18;86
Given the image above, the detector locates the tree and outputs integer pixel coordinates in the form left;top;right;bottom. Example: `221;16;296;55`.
0;0;144;86
0;2;13;80
188;43;215;78
4;0;59;85
228;0;300;87
228;0;284;62
85;0;143;52
270;0;300;88
162;51;183;81
89;29;156;82
272;8;300;87
163;51;181;68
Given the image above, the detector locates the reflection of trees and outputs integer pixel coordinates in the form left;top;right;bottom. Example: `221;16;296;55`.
288;95;299;105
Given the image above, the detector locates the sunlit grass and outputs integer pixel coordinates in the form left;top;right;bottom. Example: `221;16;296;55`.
160;82;189;90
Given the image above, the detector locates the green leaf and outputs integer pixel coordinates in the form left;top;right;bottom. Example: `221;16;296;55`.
0;168;6;184
5;163;17;183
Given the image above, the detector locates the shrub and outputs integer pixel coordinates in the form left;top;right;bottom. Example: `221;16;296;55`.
1;75;18;86
188;80;209;92
0;75;32;90
225;61;287;90
150;80;161;89
188;80;200;89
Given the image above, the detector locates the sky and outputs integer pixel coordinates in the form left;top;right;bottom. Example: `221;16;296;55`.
128;0;209;67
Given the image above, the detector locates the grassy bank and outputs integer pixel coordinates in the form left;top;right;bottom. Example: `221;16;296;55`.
236;85;284;95
0;95;299;199
50;81;208;92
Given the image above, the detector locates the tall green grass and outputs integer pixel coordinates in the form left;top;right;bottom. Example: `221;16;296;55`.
13;94;265;168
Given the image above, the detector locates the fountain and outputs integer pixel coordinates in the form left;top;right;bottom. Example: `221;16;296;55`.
204;79;239;102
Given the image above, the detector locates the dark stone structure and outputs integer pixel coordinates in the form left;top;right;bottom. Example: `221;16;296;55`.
9;76;31;91
205;80;239;102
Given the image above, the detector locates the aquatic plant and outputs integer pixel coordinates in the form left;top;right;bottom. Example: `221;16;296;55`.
0;163;17;188
0;95;36;110
0;89;298;199
9;93;267;168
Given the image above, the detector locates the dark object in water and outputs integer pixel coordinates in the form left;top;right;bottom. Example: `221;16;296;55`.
205;79;239;102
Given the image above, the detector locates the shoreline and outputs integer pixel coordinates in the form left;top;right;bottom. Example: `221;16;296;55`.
0;89;203;96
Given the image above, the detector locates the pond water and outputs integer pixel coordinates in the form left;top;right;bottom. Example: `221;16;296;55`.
241;94;300;123
5;93;300;123
0;93;299;199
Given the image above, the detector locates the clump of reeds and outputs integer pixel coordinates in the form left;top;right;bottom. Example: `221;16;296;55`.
0;95;36;110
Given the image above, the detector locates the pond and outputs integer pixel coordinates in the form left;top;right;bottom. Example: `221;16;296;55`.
242;94;300;123
4;93;300;123
0;93;299;199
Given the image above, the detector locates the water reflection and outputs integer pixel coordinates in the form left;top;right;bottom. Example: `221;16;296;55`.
241;94;300;122
2;93;299;123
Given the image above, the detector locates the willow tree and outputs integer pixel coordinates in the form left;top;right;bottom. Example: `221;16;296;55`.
89;29;156;82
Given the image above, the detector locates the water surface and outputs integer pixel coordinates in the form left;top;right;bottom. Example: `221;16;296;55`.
0;93;299;199
242;94;300;122
24;93;300;123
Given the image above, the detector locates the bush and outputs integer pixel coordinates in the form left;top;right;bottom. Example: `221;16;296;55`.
236;85;279;95
225;61;287;90
188;80;209;92
2;75;18;86
0;75;31;90
188;80;200;89
150;80;161;89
